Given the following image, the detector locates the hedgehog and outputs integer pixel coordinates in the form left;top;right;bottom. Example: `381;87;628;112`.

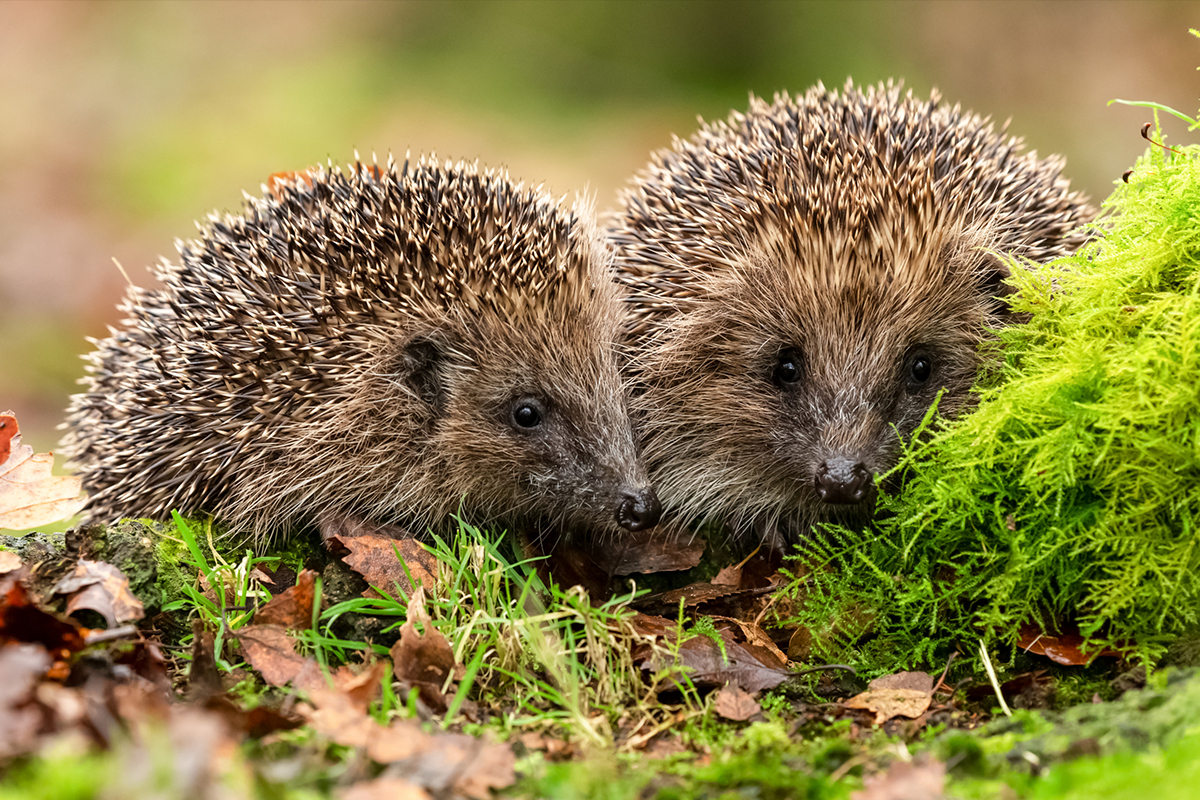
62;155;662;544
611;81;1094;546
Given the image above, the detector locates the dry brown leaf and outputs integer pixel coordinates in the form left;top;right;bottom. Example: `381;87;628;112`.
0;414;16;464
844;688;932;725
187;624;225;700
870;671;934;693
339;777;430;800
710;616;788;668
0;413;86;530
713;683;761;721
53;558;145;626
298;661;513;798
1016;625;1119;665
336;534;438;596
254;568;318;629
391;619;459;714
0;644;53;758
367;718;432;763
641;630;791;693
851;758;946;800
0;551;21;574
236;625;308;687
593;527;707;575
712;564;742;586
1;579;87;655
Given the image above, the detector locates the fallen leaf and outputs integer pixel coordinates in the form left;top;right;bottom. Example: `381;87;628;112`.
0;551;21;574
236;625;308;687
0;414;15;464
187;624;226;700
388;734;516;799
298;661;514;798
0;643;52;758
713;683;761;721
339;776;430;800
712;564;742;586
391;620;459;713
633;583;751;615
844;688;931;726
254;568;317;628
1;579;87;656
367;718;433;763
1016;625;1119;666
851;758;946;800
641;631;791;694
592;527;707;575
517;731;575;759
53;558;145;626
0;642;51;708
325;519;438;597
870;671;933;693
0;413;86;529
710;616;789;668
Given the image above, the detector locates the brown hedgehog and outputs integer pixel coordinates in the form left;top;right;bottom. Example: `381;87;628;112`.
63;155;661;543
612;81;1093;546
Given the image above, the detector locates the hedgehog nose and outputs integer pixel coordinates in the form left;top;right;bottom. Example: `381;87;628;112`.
815;458;871;505
616;487;662;531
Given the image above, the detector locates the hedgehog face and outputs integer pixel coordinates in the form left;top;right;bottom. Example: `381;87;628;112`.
633;225;1006;541
433;308;661;538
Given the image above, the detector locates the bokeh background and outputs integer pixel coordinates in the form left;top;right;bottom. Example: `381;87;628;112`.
2;0;1197;468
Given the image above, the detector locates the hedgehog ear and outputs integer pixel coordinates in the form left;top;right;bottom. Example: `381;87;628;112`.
977;253;1019;319
400;335;449;415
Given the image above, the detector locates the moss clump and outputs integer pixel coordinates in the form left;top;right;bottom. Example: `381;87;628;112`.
789;107;1200;668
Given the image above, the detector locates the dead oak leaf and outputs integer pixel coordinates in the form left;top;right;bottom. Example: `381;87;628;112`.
236;625;309;687
1017;625;1119;666
713;683;761;721
710;616;788;668
254;568;317;629
844;689;932;726
332;533;438;597
53;559;145;627
642;632;791;694
0;413;85;530
843;670;934;726
870;671;934;693
391;620;460;714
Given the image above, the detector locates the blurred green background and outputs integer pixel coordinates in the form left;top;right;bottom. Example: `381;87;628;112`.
1;0;1197;473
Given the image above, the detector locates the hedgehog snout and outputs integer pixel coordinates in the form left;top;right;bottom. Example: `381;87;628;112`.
615;487;662;531
814;457;872;505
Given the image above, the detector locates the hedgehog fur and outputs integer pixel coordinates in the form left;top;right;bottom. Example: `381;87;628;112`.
64;155;661;543
611;81;1094;545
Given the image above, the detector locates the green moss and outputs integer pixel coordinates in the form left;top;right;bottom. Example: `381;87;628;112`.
787;107;1200;669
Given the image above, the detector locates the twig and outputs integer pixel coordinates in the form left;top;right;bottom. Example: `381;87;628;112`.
931;651;959;697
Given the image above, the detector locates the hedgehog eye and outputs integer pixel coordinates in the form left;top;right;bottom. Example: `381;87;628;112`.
773;350;802;387
511;399;544;430
909;354;933;384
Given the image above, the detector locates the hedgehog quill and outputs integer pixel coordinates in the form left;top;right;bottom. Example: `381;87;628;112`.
64;156;661;544
613;81;1094;547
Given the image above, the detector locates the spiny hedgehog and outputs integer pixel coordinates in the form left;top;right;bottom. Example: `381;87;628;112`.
611;81;1094;545
63;155;661;543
